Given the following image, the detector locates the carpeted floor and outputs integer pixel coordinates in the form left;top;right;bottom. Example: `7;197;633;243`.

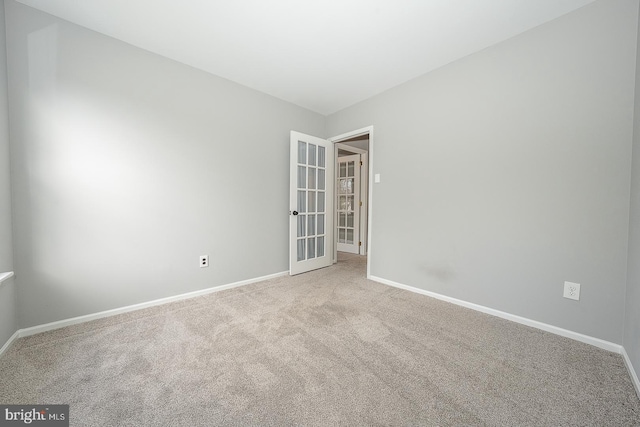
1;253;639;426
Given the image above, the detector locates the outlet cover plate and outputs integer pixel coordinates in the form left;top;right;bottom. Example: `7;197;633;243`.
563;281;580;301
200;255;209;268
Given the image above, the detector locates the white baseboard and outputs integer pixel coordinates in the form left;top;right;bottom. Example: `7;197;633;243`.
0;330;20;358
369;275;622;354
17;271;289;339
622;347;640;399
3;270;637;400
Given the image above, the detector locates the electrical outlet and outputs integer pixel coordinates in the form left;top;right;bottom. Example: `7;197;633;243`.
563;281;580;301
199;255;209;268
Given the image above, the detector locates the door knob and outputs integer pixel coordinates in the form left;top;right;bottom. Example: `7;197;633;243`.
292;211;299;216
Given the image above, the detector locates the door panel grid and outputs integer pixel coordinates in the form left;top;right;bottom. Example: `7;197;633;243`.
290;131;333;275
296;141;326;262
337;154;360;254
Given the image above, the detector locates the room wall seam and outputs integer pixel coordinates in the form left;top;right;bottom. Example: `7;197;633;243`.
2;0;18;332
622;347;640;399
1;0;14;271
0;0;18;348
623;3;640;353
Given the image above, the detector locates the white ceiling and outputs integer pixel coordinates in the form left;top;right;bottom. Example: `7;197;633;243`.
15;0;595;115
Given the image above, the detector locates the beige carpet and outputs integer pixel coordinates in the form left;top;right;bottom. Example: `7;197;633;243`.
1;253;639;426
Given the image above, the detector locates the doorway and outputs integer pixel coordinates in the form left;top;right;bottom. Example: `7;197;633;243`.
329;126;373;279
288;127;373;278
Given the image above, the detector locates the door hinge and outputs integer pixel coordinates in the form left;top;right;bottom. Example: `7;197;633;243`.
359;241;362;246
360;161;363;166
359;201;363;206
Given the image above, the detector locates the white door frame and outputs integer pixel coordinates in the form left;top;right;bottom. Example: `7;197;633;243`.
329;126;374;279
335;143;367;155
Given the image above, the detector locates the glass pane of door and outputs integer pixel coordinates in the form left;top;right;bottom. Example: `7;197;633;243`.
298;141;307;164
297;215;305;238
297;239;305;262
298;166;306;188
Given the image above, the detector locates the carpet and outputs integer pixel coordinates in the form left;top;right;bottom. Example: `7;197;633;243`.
1;253;639;426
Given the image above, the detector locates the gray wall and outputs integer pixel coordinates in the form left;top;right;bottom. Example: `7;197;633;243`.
625;0;640;388
328;0;637;344
0;0;17;347
5;1;325;328
4;0;640;354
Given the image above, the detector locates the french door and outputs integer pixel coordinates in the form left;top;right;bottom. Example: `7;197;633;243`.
289;131;334;275
336;154;361;254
